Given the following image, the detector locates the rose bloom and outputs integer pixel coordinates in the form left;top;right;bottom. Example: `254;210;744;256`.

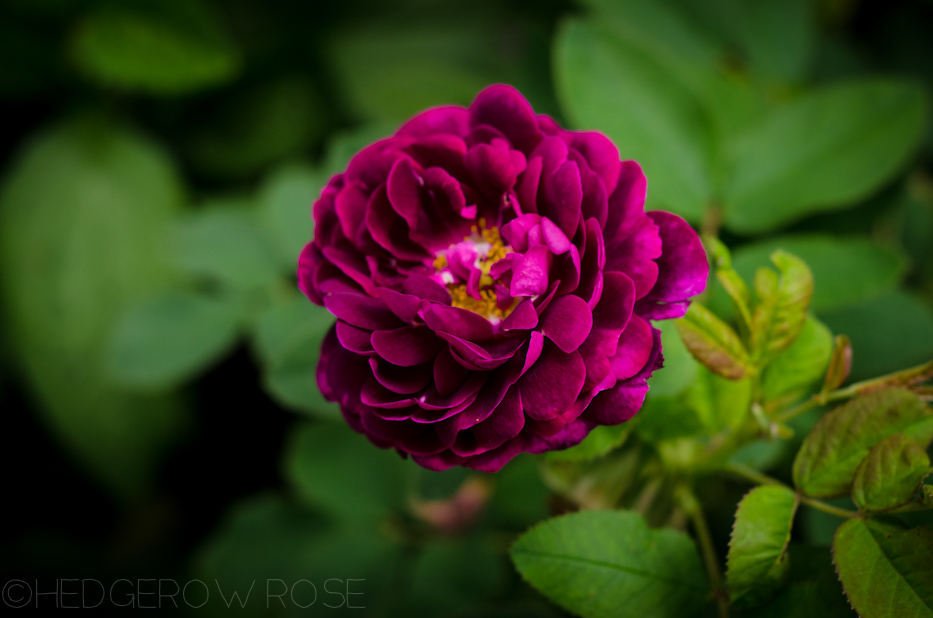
298;85;707;472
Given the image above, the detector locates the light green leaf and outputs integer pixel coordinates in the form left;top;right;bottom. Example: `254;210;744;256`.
284;422;408;524
681;364;753;432
675;302;751;379
188;76;326;178
761;315;833;401
253;297;338;419
546;424;633;462
554;19;713;222
852;434;932;513
793;388;933;498
0;117;186;499
728;234;908;313
820;291;933;382
106;291;241;390
750;250;814;365
636;396;707;443
70;6;239;95
724;79;928;232
727;485;799;605
510;510;709;618
833;517;933;618
172;200;281;289
647;318;698;397
257;163;325;268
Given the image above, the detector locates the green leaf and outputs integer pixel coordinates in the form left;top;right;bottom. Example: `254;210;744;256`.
833;517;933;618
750;250;814;365
720;0;815;81
188;76;326;178
647;318;698;397
172;199;281;289
196;494;402;613
485;454;550;529
284;422;408;524
0;117;186;499
546;424;633;462
824;334;853;393
675;302;751;379
727;485;799;605
820;291;933;382
728;234;909;313
761;315;833;401
253;297;339;419
510;510;709;618
724;79;928;232
852;434;932;513
408;537;506;614
257;163;325;269
106;291;241;390
554;19;713;222
636;396;707;443
681;364;753;433
328;21;516;122
793;388;933;498
70;6;239;95
753;545;857;618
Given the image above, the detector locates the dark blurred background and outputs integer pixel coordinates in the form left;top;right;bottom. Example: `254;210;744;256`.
1;0;932;615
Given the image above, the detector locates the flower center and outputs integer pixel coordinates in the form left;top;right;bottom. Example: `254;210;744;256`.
433;218;517;323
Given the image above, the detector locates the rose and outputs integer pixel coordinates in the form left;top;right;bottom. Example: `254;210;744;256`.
298;85;708;471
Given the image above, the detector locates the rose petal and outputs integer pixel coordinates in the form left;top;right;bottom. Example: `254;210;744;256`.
609;314;653;381
335;320;374;356
592;272;636;331
520;342;586;421
541;160;582;237
501;298;539;331
423;303;494;340
539;294;593;353
371;325;443;367
397;106;469;138
433;346;470;396
510;245;552;298
469;84;542;153
323;291;402;330
370;357;434;394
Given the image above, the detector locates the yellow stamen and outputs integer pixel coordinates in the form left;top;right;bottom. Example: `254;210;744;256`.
438;219;517;322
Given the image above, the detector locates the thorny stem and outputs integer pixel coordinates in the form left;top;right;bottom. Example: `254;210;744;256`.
722;463;859;519
676;484;729;618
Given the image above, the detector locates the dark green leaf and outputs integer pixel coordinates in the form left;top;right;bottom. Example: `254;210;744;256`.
727;485;799;605
510;510;709;618
554;19;713;222
196;494;401;614
254;297;339;419
70;6;239;95
106;291;241;390
820;291;933;382
0;117;186;499
188;76;326;177
408;537;506;614
833;517;933;618
258;163;325;269
793;388;933;498
852;434;932;513
728;234;908;313
724;0;816;81
284;422;408;524
486;454;550;529
724;79;928;232
172;199;281;289
761;315;833;401
750;250;814;365
675;302;751;379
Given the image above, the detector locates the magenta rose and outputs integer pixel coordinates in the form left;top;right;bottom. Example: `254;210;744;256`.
298;85;708;472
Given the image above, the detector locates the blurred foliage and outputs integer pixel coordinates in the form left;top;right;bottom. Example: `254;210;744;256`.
2;0;933;616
